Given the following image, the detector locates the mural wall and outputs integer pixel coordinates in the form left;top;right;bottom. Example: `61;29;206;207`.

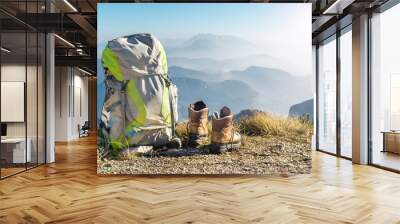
97;3;313;175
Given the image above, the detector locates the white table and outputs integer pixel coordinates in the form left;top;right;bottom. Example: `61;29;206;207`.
1;138;31;163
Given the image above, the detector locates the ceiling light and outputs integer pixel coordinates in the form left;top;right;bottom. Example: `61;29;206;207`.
63;0;78;12
78;67;93;76
1;47;11;53
76;48;85;55
54;34;75;48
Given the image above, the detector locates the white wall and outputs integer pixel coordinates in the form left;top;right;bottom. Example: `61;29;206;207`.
55;67;89;141
55;67;69;141
72;73;89;138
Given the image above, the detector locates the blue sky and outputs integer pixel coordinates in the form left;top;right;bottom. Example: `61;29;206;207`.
97;3;311;76
98;4;297;41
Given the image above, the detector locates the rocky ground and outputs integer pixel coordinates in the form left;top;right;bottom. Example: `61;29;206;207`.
97;134;312;176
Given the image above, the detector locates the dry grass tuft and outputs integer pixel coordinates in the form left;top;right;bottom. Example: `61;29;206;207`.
237;112;313;139
175;122;189;143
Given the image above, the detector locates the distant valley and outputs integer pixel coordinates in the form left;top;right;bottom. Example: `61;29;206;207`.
170;75;258;120
169;65;313;119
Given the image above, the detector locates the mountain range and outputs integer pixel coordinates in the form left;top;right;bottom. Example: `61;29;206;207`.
168;54;281;73
169;65;312;118
169;66;223;82
97;65;313;121
165;34;303;75
97;33;313;121
228;66;313;115
166;34;261;60
288;99;314;122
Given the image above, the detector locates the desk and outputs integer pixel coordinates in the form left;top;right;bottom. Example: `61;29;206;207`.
382;131;400;154
1;138;31;163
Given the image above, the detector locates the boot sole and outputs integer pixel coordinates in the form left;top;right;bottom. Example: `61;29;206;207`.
165;137;182;149
187;134;209;147
209;141;241;154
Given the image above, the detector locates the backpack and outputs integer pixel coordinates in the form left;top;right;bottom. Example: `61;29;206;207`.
100;33;178;151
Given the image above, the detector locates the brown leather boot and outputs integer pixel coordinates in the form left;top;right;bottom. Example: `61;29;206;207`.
188;101;209;147
210;106;241;153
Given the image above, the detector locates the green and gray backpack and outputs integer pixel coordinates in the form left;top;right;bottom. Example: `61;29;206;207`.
100;33;178;152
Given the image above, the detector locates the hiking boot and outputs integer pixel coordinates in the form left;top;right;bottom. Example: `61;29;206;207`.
210;106;241;154
188;101;209;147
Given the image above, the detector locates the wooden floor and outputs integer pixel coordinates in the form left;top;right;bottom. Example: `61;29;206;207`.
0;167;26;178
373;150;400;171
1;135;400;223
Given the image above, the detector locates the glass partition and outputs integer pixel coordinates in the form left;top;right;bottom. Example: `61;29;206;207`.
317;35;337;154
0;31;28;177
0;1;46;179
339;27;352;158
370;3;400;171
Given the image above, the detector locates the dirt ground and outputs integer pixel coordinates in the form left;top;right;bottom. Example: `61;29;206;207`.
97;135;312;176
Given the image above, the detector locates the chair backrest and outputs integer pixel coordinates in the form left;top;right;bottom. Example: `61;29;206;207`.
82;121;90;129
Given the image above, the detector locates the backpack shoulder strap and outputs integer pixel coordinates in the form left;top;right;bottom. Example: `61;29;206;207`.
163;74;177;136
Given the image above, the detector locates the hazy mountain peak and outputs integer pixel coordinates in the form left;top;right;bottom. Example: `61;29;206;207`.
185;33;255;47
168;33;261;60
188;33;249;41
169;65;223;82
238;66;292;78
